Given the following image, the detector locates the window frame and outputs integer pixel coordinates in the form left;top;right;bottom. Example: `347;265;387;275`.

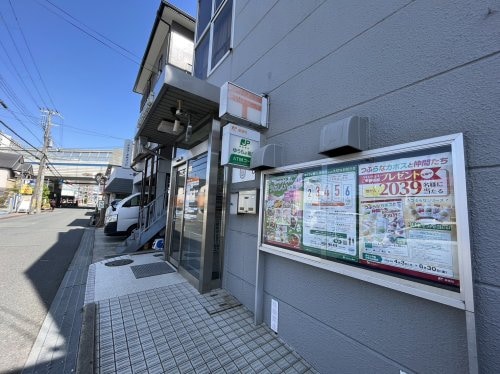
194;0;234;79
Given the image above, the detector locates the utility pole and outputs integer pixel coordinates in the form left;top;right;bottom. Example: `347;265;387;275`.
30;108;61;214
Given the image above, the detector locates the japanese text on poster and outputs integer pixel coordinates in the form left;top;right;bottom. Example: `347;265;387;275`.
302;166;357;261
262;148;459;288
358;151;458;286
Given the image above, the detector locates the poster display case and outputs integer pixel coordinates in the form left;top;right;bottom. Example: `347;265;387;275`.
259;134;473;309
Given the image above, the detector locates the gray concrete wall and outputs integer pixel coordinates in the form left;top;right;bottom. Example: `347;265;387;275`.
261;254;468;374
222;177;260;312
211;0;500;372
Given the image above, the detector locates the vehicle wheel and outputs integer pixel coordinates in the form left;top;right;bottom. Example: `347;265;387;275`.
126;224;137;236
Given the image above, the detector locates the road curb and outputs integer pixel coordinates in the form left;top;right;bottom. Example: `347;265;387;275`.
76;302;96;374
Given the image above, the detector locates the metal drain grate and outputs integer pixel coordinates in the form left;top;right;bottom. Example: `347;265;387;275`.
130;262;175;279
105;259;134;267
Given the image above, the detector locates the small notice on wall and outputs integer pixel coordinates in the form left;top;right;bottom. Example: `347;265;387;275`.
271;299;279;333
232;168;256;183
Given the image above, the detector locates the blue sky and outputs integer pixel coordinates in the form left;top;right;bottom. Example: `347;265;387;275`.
0;0;197;151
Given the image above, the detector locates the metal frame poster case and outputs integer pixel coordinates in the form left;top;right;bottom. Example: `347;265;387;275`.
261;135;471;294
258;134;477;373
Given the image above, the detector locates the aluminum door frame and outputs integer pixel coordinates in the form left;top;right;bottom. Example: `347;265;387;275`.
165;163;187;268
164;119;221;293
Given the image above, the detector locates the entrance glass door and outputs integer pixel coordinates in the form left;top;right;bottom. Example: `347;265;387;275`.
169;164;186;266
179;153;208;280
165;119;222;292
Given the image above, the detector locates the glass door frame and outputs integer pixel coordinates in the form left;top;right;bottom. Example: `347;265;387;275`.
166;163;187;268
164;119;222;293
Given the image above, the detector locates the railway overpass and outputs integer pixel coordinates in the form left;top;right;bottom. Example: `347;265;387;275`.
0;146;124;207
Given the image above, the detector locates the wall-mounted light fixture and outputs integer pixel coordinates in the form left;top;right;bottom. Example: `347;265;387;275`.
157;119;184;135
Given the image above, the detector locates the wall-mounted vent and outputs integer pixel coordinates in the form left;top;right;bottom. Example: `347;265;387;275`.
250;144;283;170
319;116;369;157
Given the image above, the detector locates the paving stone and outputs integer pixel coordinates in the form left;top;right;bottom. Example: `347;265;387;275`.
211;368;226;374
91;280;319;374
147;362;165;374
292;360;308;372
223;361;240;374
205;357;222;372
234;356;249;370
161;357;178;371
115;358;131;371
177;360;194;373
175;352;190;365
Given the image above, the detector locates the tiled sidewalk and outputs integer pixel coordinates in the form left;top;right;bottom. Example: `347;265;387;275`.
94;282;318;374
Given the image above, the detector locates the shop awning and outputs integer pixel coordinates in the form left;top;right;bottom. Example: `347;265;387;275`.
104;178;133;194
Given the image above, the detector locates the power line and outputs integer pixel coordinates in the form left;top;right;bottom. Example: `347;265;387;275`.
58;123;129;141
0;38;40;108
35;0;158;75
0;12;49;108
0;74;43;132
44;0;139;59
0;117;65;179
35;0;142;68
8;0;57;110
0;120;41;160
0;82;40;128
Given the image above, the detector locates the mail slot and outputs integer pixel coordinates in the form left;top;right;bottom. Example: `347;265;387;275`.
238;189;258;214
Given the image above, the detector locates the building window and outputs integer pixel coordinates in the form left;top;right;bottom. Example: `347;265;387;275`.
194;0;233;79
194;34;210;80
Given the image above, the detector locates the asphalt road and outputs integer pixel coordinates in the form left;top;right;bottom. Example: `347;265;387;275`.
0;208;92;374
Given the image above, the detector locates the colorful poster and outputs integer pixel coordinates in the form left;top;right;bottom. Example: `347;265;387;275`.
262;147;460;289
263;173;303;249
302;166;357;261
358;151;459;286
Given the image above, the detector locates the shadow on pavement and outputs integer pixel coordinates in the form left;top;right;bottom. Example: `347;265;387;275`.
18;226;91;374
25;229;84;308
67;218;92;228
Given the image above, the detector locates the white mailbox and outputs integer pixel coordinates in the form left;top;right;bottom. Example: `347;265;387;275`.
238;189;258;214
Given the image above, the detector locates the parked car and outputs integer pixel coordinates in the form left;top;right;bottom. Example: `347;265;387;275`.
104;193;140;236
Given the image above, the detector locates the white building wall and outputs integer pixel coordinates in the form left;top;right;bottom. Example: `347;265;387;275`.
0;169;10;189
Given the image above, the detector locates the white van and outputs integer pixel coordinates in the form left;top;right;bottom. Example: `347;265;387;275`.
104;193;141;236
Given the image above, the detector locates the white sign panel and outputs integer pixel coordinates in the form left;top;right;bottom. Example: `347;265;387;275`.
219;82;268;129
232;168;256;183
122;139;133;168
221;124;261;168
271;299;279;333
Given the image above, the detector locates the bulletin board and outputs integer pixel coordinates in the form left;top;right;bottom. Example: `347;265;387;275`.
259;134;474;309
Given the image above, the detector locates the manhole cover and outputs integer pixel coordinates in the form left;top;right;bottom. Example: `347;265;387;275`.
105;259;134;267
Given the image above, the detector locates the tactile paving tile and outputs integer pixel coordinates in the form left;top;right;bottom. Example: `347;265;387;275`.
130;262;175;279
